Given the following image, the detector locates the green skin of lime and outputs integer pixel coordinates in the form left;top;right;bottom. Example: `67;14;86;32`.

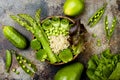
63;0;85;17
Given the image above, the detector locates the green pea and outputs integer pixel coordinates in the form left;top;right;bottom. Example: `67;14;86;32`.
19;61;22;64
92;33;97;38
110;29;113;33
97;39;101;47
105;21;108;25
28;64;32;67
27;69;30;73
22;65;26;68
12;69;16;72
12;68;20;75
23;60;27;63
105;26;109;30
20;57;22;59
16;71;20;74
94;15;97;18
111;25;114;27
16;56;20;60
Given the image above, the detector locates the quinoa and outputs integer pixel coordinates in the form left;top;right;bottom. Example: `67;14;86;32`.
48;35;70;54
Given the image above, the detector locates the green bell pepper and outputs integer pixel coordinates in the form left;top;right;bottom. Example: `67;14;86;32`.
54;62;84;80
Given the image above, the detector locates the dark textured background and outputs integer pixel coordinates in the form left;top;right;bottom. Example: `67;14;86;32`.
0;0;120;80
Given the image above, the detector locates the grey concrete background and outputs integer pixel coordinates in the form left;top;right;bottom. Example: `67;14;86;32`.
0;0;120;80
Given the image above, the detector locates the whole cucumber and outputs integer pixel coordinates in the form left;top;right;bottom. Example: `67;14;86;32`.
6;50;12;72
3;26;27;49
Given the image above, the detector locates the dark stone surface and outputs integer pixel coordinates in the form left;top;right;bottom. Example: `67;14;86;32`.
0;0;119;80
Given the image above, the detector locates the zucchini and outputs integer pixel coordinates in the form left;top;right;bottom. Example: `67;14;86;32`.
3;26;27;49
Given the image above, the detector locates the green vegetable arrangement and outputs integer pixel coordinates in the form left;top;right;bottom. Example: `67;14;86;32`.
10;9;57;64
87;49;120;80
10;9;85;64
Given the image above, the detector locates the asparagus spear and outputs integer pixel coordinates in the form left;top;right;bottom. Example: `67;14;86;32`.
35;9;48;42
10;15;35;34
35;9;41;26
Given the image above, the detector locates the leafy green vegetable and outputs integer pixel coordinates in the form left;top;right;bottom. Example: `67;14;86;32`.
87;49;120;80
87;54;100;80
72;40;83;55
59;48;73;63
109;62;120;80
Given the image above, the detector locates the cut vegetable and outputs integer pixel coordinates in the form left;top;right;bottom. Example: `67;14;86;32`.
30;39;41;50
60;18;69;30
59;48;73;63
42;19;53;31
36;49;47;61
51;16;60;27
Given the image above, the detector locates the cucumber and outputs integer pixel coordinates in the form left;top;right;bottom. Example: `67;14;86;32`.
3;26;27;49
6;50;12;72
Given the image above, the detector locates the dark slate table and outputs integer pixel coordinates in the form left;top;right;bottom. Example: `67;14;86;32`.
0;0;120;80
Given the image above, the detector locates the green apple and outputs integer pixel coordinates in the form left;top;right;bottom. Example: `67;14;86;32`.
63;0;85;17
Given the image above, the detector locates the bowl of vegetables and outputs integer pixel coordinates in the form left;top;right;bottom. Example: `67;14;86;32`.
10;9;85;65
31;15;85;65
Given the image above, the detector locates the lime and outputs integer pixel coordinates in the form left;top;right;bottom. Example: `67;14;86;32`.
63;0;85;17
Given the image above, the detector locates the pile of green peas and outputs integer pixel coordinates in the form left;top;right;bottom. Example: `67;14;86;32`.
45;26;69;36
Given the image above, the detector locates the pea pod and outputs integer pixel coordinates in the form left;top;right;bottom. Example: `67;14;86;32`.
5;50;12;72
104;16;117;40
10;50;37;76
88;3;107;27
109;16;117;39
15;53;37;73
3;26;27;49
104;16;109;39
